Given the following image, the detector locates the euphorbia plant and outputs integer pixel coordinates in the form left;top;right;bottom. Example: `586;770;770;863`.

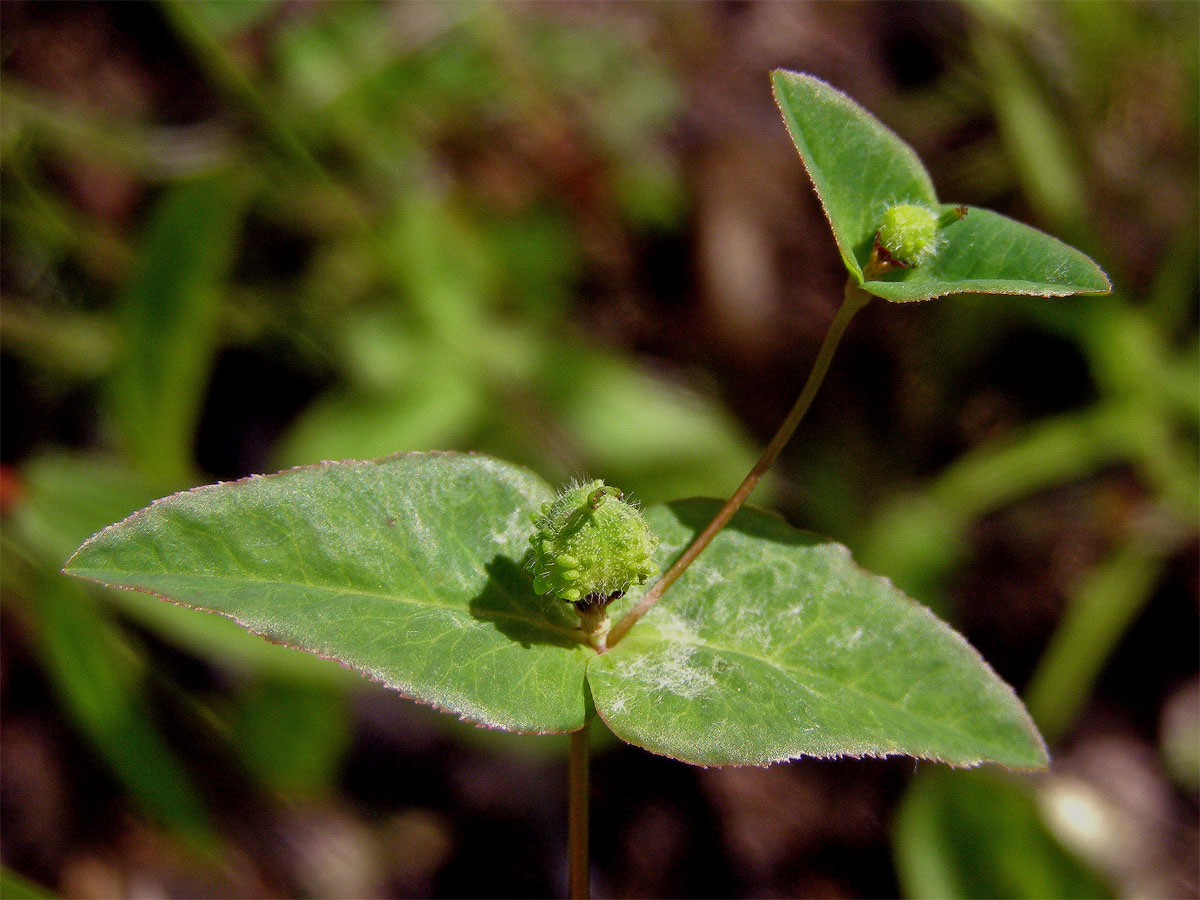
64;71;1109;898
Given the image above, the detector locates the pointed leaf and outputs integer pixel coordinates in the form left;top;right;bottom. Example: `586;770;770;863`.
862;205;1111;302
588;500;1047;768
65;453;593;734
16;453;356;681
772;69;937;280
771;69;1110;301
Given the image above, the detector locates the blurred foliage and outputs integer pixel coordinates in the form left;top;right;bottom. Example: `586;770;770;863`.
0;866;56;900
893;767;1113;899
1;1;1195;897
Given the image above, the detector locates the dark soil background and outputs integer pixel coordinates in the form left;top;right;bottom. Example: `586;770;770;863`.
2;2;1197;898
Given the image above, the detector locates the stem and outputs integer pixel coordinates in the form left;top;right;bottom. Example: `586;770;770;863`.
567;727;590;900
606;280;871;649
574;597;612;652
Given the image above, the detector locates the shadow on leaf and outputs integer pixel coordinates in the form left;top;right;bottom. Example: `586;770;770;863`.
468;555;584;650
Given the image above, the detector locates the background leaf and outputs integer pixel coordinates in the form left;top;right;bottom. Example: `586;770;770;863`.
892;767;1112;899
230;677;352;798
537;345;765;505
589;500;1047;768
2;551;213;846
108;176;242;482
65;453;593;734
0;867;57;900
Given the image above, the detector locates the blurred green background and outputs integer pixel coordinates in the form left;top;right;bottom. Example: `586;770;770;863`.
1;2;1196;897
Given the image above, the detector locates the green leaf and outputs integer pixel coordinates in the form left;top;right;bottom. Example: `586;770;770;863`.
771;69;937;281
5;555;213;845
64;453;592;733
862;205;1110;301
63;456;1045;766
16;453;350;681
771;69;1109;301
109;176;241;481
892;768;1112;899
588;500;1047;768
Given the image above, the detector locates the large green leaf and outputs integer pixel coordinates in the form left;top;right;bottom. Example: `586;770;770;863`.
65;453;593;734
588;500;1047;768
771;70;1109;301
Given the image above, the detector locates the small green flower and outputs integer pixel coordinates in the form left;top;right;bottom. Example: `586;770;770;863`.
876;203;940;267
526;479;658;604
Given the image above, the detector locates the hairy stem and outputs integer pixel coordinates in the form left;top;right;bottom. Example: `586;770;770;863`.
606;280;872;649
568;727;590;899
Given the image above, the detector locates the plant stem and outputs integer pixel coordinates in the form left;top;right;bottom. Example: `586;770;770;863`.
606;280;872;649
568;727;590;900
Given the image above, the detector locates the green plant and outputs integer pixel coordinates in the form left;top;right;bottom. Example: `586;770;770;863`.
62;71;1109;897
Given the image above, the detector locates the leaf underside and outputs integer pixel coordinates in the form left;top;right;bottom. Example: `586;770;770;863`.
771;69;1109;301
66;454;1046;768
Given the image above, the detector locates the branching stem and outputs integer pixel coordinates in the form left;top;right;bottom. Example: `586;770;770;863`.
568;727;590;899
606;280;872;649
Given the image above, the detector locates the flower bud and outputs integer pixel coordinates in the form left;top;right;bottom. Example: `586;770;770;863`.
526;479;658;604
876;203;939;267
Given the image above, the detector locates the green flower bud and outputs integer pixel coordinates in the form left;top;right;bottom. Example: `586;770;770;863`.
526;479;658;604
876;203;939;267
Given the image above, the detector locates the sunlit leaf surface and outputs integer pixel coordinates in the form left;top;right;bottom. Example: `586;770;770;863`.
66;453;592;734
590;501;1048;768
67;455;1047;767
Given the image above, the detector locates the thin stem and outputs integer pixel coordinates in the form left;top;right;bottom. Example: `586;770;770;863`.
606;280;872;649
567;727;590;900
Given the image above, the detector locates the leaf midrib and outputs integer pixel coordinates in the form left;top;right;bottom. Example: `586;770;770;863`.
69;566;587;645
